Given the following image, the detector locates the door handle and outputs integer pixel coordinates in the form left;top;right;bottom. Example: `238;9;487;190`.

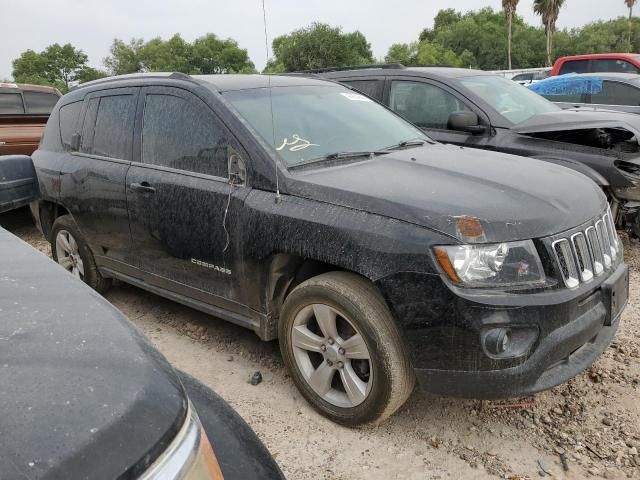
130;181;156;193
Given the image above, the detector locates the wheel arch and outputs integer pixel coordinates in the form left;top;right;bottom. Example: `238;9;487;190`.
37;200;71;240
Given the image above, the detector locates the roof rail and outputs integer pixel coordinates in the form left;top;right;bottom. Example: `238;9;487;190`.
70;72;195;91
294;63;406;74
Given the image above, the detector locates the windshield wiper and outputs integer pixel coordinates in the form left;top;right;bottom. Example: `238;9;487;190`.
289;150;388;170
382;138;430;151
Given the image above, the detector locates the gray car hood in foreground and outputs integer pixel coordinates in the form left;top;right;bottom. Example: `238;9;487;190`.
0;228;186;479
288;143;606;243
512;108;640;135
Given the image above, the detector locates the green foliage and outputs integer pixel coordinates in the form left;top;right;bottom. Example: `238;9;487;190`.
12;43;95;92
384;40;474;67
266;23;374;72
103;34;255;75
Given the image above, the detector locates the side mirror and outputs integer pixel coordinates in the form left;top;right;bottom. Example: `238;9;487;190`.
70;132;81;151
447;111;487;134
228;149;246;186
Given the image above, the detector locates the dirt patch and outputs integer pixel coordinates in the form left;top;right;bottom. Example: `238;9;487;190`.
3;208;639;479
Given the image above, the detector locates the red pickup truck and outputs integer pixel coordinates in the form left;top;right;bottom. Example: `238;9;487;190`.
0;83;61;156
551;53;640;76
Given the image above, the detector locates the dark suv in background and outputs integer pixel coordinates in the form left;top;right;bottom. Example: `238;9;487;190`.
309;65;640;235
23;72;627;426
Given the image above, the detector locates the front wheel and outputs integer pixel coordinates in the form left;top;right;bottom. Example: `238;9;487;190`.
279;272;415;426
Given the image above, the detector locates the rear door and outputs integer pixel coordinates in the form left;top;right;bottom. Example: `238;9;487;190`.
587;80;640;115
126;86;245;307
59;87;138;265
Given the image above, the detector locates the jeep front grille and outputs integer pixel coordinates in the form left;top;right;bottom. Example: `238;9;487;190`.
551;208;620;289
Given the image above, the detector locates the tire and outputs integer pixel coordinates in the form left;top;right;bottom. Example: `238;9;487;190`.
279;271;415;426
50;215;112;293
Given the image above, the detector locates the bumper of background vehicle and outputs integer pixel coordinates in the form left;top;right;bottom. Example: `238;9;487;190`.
414;264;627;399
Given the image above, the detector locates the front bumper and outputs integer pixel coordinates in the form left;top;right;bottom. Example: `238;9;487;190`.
413;263;628;399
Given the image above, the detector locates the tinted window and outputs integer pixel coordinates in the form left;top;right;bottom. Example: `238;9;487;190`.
58;101;83;148
342;80;383;100
390;81;469;129
91;95;135;159
80;98;99;154
591;81;640;106
559;60;589;75
591;59;639;74
23;91;59;114
0;92;24;114
512;74;533;81
142;94;228;177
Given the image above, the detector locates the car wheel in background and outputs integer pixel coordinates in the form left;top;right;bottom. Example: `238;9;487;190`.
279;271;415;426
50;215;112;293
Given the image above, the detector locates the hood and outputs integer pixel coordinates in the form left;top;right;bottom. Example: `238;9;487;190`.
512;108;640;135
287;143;606;243
0;228;186;479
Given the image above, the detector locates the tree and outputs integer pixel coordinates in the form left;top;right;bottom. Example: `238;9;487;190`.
502;0;520;69
625;0;638;51
103;34;255;75
534;0;566;66
266;23;374;72
384;40;474;67
12;43;96;92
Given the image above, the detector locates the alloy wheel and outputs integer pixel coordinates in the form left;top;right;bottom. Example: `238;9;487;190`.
55;230;84;280
291;303;373;408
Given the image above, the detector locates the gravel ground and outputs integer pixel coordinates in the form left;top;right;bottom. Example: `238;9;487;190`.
3;208;639;480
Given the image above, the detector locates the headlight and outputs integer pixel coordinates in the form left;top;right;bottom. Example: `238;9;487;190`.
433;240;546;288
141;402;224;480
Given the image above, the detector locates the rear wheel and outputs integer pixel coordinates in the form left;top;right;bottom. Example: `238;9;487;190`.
50;215;112;293
279;272;414;426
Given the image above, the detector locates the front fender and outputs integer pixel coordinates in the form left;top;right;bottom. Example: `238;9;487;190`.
533;156;609;188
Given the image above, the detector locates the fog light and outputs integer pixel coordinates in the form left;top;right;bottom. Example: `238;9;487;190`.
484;328;511;355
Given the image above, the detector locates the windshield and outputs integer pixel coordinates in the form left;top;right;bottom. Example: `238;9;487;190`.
460;75;561;124
223;85;428;166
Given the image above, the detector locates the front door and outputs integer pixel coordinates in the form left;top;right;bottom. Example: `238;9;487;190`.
387;78;493;149
126;86;247;307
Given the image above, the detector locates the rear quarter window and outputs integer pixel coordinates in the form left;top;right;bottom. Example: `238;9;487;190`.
58;101;83;149
0;92;25;114
23;91;60;114
341;80;383;101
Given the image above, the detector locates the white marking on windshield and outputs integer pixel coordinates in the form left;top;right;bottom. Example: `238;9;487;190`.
276;134;319;152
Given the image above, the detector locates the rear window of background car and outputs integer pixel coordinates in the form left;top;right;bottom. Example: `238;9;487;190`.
141;94;228;178
0;92;24;114
559;60;589;75
23;91;59;114
591;81;640;106
58;101;83;148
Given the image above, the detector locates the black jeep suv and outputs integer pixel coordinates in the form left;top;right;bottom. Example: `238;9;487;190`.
27;73;627;426
309;65;640;235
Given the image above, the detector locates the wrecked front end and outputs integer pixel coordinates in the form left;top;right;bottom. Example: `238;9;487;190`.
514;111;640;232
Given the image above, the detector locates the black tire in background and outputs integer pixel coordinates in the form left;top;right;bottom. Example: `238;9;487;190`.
50;214;112;293
279;271;415;426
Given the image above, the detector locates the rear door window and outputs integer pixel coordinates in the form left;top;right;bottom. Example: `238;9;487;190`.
141;93;228;178
590;80;640;106
559;60;589;75
0;93;24;114
591;59;639;74
23;91;59;114
341;80;383;101
390;80;469;129
85;94;136;160
58;101;83;149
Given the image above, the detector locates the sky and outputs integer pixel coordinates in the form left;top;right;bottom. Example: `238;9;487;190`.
0;0;629;79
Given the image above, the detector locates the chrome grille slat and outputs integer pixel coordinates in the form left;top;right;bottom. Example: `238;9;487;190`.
550;209;620;289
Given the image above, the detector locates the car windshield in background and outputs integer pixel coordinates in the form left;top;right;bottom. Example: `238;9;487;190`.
223;85;428;166
460;75;561;124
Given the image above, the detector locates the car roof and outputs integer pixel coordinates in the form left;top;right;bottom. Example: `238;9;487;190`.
318;66;492;80
0;82;61;95
74;72;336;93
556;53;640;62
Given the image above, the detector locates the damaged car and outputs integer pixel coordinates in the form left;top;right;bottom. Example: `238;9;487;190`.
22;73;628;426
310;66;640;236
